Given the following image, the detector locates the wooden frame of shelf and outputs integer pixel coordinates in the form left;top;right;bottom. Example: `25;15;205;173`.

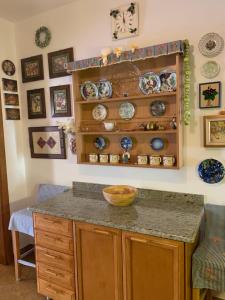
72;54;183;169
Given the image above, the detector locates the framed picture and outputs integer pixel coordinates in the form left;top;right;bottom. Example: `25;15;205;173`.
204;115;225;147
2;78;18;92
27;88;46;119
5;108;20;120
21;54;44;83
28;126;66;159
199;81;221;109
48;47;74;78
50;85;71;117
4;93;19;106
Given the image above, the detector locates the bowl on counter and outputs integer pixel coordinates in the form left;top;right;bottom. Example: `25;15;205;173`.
102;185;137;207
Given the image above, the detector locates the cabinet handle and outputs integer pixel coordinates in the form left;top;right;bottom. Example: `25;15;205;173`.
130;237;148;243
44;253;58;259
93;228;112;236
45;269;65;278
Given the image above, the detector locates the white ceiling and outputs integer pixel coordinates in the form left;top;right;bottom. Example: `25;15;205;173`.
0;0;76;22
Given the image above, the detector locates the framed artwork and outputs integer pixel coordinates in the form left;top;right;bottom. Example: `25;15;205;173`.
4;93;19;106
199;81;221;109
204;115;225;147
5;108;20;120
2;78;18;92
28;126;66;159
110;2;139;40
50;85;71;117
48;47;74;78
21;54;44;83
27;88;46;119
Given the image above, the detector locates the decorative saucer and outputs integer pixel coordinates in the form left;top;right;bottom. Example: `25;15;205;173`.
150;137;165;151
150;101;166;116
119;102;135;120
159;70;176;91
200;61;220;79
198;33;224;57
92;104;107;121
120;136;133;151
2;60;16;76
94;136;107;150
97;80;112;99
198;158;225;184
80;81;98;100
139;72;161;94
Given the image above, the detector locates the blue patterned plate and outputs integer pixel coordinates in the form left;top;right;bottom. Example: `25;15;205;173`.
120;136;133;151
198;159;225;184
97;80;112;99
80;81;98;100
150;137;165;151
139;72;161;94
94;136;107;150
159;70;176;92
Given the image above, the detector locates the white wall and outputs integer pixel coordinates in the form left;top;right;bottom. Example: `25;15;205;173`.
14;0;225;204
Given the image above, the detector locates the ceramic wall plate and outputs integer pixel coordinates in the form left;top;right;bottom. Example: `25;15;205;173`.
198;159;225;184
80;81;98;100
2;60;16;76
94;136;107;150
119;102;135;120
150;100;166;116
159;70;176;91
120;136;133;151
200;61;220;79
92;104;108;121
198;33;224;57
150;137;165;151
139;72;161;94
98;80;112;99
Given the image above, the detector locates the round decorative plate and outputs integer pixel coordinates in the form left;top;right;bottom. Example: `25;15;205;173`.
200;61;220;79
150;137;165;151
159;70;177;91
35;26;51;48
119;102;135;120
150;101;166;116
94;136;107;150
198;159;225;184
139;72;161;94
198;33;224;57
120;136;133;151
92;104;107;121
98;80;112;99
80;81;98;100
2;60;15;76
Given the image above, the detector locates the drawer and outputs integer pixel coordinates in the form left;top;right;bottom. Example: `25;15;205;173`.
37;263;75;291
33;213;73;237
35;230;73;254
36;246;74;272
38;278;75;300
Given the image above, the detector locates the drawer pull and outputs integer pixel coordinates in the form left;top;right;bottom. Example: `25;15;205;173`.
130;237;148;243
94;229;112;236
45;269;65;278
46;285;64;295
44;253;59;259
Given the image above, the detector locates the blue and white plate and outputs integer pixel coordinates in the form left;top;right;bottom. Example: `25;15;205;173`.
80;81;98;100
97;80;112;99
150;137;165;151
198;158;225;184
120;136;133;151
139;72;161;94
94;136;107;150
159;70;176;91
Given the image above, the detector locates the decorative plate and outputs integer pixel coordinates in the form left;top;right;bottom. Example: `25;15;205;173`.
150;137;165;151
119;102;135;120
2;60;16;76
35;26;51;48
159;70;176;91
80;81;98;100
139;72;161;94
200;61;220;79
98;80;112;99
120;136;133;151
150;101;166;116
92;104;107;121
94;136;107;150
198;33;224;57
198;159;225;184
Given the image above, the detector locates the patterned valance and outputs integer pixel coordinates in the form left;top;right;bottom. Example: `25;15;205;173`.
67;40;185;72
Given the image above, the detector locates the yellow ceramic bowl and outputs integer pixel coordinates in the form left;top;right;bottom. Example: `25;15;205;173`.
103;185;137;207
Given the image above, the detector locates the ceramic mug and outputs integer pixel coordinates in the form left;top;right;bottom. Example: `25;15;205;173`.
103;122;115;131
163;155;176;167
89;153;98;163
149;155;162;166
110;154;120;164
99;154;109;163
137;155;148;165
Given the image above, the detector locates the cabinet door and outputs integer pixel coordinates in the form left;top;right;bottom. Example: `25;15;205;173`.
123;231;184;300
75;223;123;300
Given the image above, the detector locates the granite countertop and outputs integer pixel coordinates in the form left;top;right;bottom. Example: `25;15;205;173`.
30;182;204;243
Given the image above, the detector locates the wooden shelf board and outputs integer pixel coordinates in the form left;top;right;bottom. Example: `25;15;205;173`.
80;116;177;124
77;130;177;135
78;162;179;169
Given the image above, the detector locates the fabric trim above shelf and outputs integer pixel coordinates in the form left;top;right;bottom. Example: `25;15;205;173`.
67;40;185;72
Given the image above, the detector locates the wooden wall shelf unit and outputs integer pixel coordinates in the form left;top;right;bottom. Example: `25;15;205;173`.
71;42;184;169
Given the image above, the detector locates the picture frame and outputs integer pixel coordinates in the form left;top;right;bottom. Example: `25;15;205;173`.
199;81;221;109
21;54;44;83
5;108;20;120
4;93;19;106
28;126;66;159
2;78;18;92
50;85;71;117
27;88;46;119
204;115;225;147
48;47;74;79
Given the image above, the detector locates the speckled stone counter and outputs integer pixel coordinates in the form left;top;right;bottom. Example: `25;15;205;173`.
30;182;204;243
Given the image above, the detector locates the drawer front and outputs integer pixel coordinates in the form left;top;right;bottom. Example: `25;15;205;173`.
34;213;73;237
38;278;75;300
36;246;74;272
37;263;75;291
35;230;73;254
